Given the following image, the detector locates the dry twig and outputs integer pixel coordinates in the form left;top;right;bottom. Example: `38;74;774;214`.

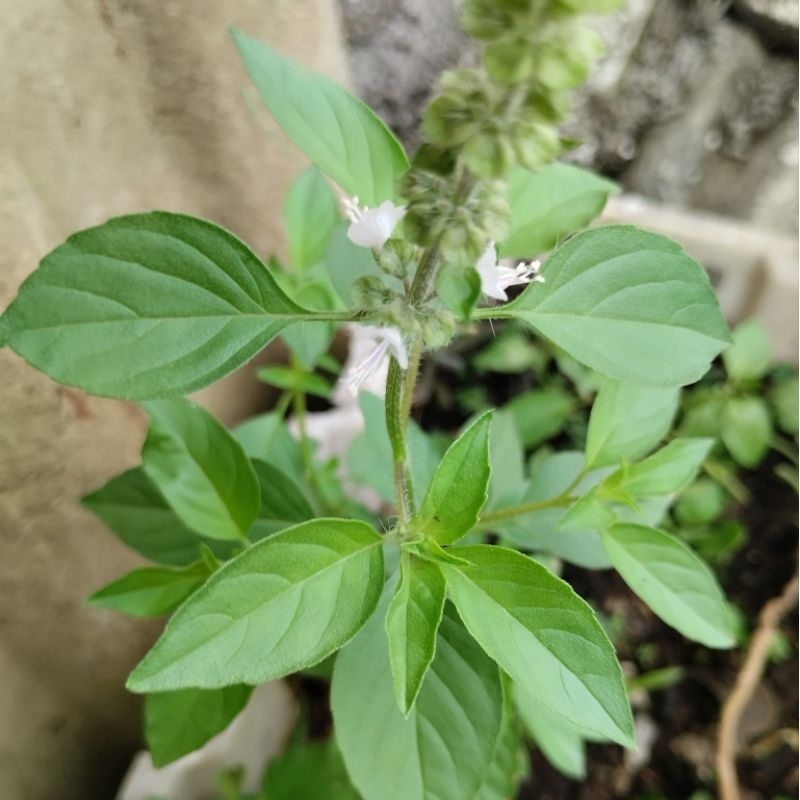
715;564;799;800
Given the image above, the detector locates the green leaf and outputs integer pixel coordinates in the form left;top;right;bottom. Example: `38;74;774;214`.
771;376;799;436
256;365;332;398
385;555;446;714
440;544;634;745
723;319;772;383
499;164;618;258
326;223;385;305
263;734;359;800
282;166;340;270
602;523;736;648
474;679;529;800
435;263;481;320
487;410;526;509
145;685;253;767
506;386;576;449
610;438;714;497
1;212;307;399
332;600;503;800
141;399;260;542
414;411;492;544
585;380;680;469
88;561;210;618
248;459;315;541
720;396;773;468
504;226;731;386
126;518;383;691
232;412;306;489
82;468;222;566
673;478;728;526
514;682;590;779
473;330;546;375
232;29;408;206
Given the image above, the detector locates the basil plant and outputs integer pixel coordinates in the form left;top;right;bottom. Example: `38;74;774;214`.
0;1;737;796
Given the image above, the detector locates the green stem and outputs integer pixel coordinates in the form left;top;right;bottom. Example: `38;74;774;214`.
408;247;441;308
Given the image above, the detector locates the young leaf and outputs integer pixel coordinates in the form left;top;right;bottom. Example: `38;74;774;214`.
722;319;772;383
602;523;736;648
145;685;253;767
771;376;799;436
499;163;618;258
1;212;307;399
82;468;222;567
487;410;526;509
231;29;408;206
506;386;576;449
232;412;306;489
256;365;332;398
503;226;731;386
332;601;503;800
414;411;492;544
248;459;315;541
435;262;481;320
88;562;210;618
585;380;680;469
440;544;634;746
720;396;773;468
610;438;714;497
385;555;446;715
282;166;340;270
141;399;261;543
126;519;384;692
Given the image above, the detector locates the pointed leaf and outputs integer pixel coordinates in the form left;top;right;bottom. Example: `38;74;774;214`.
499;164;618;258
504;226;731;386
141;399;260;542
385;556;446;714
1;212;307;399
602;523;736;648
585;380;680;469
232;411;306;488
127;518;383;691
333;600;503;800
88;562;210;618
82;467;224;566
282;166;340;270
441;545;634;745
145;685;253;767
415;411;492;544
248;459;314;541
232;29;408;206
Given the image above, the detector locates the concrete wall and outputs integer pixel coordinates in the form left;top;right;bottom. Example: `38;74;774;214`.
0;2;349;798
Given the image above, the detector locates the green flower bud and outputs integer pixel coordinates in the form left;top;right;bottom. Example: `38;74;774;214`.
376;239;419;280
484;37;535;85
351;276;397;308
462;0;516;40
512;121;562;172
461;130;516;179
420;308;457;349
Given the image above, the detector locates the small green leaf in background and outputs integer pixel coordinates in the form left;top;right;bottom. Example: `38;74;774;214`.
263;734;359;800
232;29;408;206
673;478;729;526
505;386;576;449
770;375;799;436
248;460;315;541
141;399;261;543
256;365;332;398
332;599;503;800
720;396;773;468
504;226;731;387
722;319;772;383
473;329;546;375
499;163;618;259
487;410;526;509
415;411;492;544
0;212;306;399
585;380;680;469
127;519;384;692
385;555;446;714
81;468;221;567
436;262;481;320
608;438;714;497
145;685;253;767
515;682;593;779
282;166;340;270
602;523;736;648
88;561;210;618
232;412;306;490
441;545;634;746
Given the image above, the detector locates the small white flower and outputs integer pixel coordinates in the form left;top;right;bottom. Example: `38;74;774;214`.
343;325;408;396
475;242;545;302
344;196;406;249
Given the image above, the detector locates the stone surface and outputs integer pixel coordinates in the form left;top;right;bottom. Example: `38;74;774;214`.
0;2;349;798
